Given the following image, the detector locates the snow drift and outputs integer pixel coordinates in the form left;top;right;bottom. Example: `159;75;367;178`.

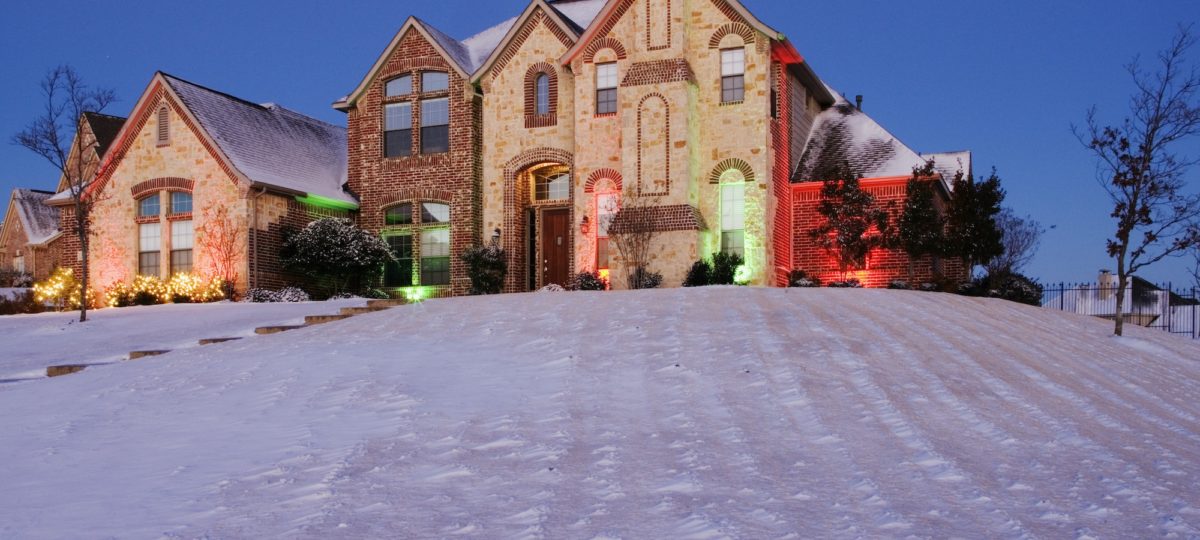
1;287;1198;538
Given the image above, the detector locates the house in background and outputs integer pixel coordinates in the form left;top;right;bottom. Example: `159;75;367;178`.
56;72;354;294
0;189;60;280
1043;270;1200;336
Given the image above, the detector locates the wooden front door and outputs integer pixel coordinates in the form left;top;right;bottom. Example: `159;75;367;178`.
541;208;570;287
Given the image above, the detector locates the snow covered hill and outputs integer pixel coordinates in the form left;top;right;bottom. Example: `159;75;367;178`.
1;287;1198;538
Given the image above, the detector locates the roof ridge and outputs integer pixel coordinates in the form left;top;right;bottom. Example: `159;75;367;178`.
160;71;269;112
262;102;345;132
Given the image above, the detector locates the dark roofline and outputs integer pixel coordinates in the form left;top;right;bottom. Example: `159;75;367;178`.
82;111;127;121
21;189;56;196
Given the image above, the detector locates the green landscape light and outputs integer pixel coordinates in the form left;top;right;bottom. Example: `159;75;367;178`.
734;264;752;285
294;194;359;211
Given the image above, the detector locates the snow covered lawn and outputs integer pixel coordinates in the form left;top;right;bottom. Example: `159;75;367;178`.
0;287;1198;538
0;299;363;380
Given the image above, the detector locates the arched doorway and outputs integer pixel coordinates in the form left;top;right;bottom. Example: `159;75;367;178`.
523;162;572;289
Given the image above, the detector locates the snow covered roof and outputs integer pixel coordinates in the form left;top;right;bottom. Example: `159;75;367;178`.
8;189;60;245
416;17;477;73
460;17;520;73
547;0;607;32
793;98;927;182
921;150;972;184
162;74;353;205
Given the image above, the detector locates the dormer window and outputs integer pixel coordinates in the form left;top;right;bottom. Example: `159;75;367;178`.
156;106;170;145
422;71;449;93
721;48;746;103
385;75;412;97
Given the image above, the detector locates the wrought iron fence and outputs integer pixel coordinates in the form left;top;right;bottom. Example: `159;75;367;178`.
1041;281;1199;339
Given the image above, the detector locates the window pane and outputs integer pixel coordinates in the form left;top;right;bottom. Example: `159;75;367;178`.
597;237;611;270
385;129;412;158
384;234;413;287
420;228;450;257
386;203;413;225
422;71;449;92
385;102;411;131
140;222;161;251
597;88;617;114
171;219;194;250
421;98;449;126
721;230;745;257
596;63;617;89
421;125;449;154
420;202;450;224
139;252;160;277
536;74;550;115
722;75;745;103
721;48;745;76
139;196;160;218
721;182;745;231
420;228;450;286
385;75;412;97
170;250;193;274
170;192;192;214
534;167;571;201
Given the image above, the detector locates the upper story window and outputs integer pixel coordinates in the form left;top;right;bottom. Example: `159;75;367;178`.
385;75;412;97
420;202;450;224
596;63;618;115
170;192;192;214
535;74;550;116
156;106;170;145
420;98;450;154
385;202;413;226
138;195;160;218
384;102;413;158
422;71;449;93
721;48;746;103
533;165;570;201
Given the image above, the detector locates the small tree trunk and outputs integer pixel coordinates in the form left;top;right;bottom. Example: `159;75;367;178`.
78;208;89;323
1114;264;1129;337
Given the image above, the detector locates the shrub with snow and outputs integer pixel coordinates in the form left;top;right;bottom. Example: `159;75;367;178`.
243;287;312;303
827;279;864;288
628;267;663;290
538;284;566;293
460;244;507;295
787;269;821;288
0;269;33;288
888;279;911;290
570;271;607;291
0;289;45;315
281;218;394;296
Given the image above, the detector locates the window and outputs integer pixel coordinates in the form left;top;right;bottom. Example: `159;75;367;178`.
720;181;745;257
721;48;746;103
170;192;192;214
385;75;412;97
157;106;170;145
422;71;449;93
596;63;618;114
385;202;413;225
420;228;450;285
382;201;452;288
533;166;570;201
420;98;449;154
139;222;162;276
384;234;413;287
384;102;413;158
13;255;24;274
171;219;194;274
138;195;160;218
596;193;620;271
535;73;550;116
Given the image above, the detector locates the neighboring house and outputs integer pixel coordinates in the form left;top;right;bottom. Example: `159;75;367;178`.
340;0;971;295
1043;271;1200;335
50;72;355;294
0;189;61;280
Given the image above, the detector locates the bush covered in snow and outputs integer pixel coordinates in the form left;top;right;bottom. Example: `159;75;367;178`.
0;269;33;288
570;271;607;291
827;279;864;288
538;284;566;293
787;270;821;288
888;280;911;290
243;287;311;303
628;267;663;290
960;270;1044;306
461;244;507;295
0;289;45;315
281;218;394;296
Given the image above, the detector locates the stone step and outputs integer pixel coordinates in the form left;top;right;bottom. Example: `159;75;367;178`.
305;314;353;325
366;298;407;309
255;325;306;335
128;350;171;360
199;337;243;346
339;306;390;316
47;364;88;378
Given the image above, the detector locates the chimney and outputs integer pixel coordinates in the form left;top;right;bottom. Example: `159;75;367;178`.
1099;269;1114;299
855;94;863;110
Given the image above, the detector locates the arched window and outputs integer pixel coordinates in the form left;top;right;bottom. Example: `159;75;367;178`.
535;74;550;116
382;201;452;288
532;165;570;201
138;195;160;218
170;192;192;214
385;75;412;97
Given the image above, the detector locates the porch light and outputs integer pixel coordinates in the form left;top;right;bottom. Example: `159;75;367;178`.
580;216;590;235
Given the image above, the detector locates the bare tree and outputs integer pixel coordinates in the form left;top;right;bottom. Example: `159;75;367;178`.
1190;246;1200;291
1074;27;1200;336
608;194;663;289
12;65;117;322
986;208;1047;276
196;202;245;299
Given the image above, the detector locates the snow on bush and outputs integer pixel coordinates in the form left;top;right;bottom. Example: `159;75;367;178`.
569;271;607;291
787;270;821;288
461;244;507;295
243;287;311;303
281;218;394;296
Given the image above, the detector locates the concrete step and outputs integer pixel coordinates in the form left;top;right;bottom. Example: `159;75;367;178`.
367;298;407;309
199;337;243;346
47;364;88;378
255;325;306;335
305;314;353;325
128;350;171;360
339;306;390;316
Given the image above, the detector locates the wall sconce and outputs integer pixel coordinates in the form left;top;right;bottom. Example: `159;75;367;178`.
491;228;502;247
580;216;590;235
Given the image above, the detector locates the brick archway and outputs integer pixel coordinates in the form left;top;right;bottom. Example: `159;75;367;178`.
502;147;574;292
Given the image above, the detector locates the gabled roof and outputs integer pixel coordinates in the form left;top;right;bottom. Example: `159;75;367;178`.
793;91;927;183
547;0;607;33
920;150;972;184
470;0;587;83
161;74;352;205
5;189;60;245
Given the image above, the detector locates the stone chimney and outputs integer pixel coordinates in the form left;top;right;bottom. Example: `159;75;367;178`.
1099;269;1115;299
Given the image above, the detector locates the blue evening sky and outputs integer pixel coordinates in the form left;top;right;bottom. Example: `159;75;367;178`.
1;1;1197;286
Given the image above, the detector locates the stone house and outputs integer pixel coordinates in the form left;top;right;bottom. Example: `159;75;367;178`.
348;0;970;293
53;72;355;294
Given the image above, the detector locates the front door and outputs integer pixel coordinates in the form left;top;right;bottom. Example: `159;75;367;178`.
541;208;570;287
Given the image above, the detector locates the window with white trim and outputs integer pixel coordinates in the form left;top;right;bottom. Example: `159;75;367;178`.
720;181;745;257
720;48;746;103
139;222;162;276
596;63;618;114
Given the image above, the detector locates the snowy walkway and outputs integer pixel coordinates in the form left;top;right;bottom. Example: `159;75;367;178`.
0;288;1197;538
